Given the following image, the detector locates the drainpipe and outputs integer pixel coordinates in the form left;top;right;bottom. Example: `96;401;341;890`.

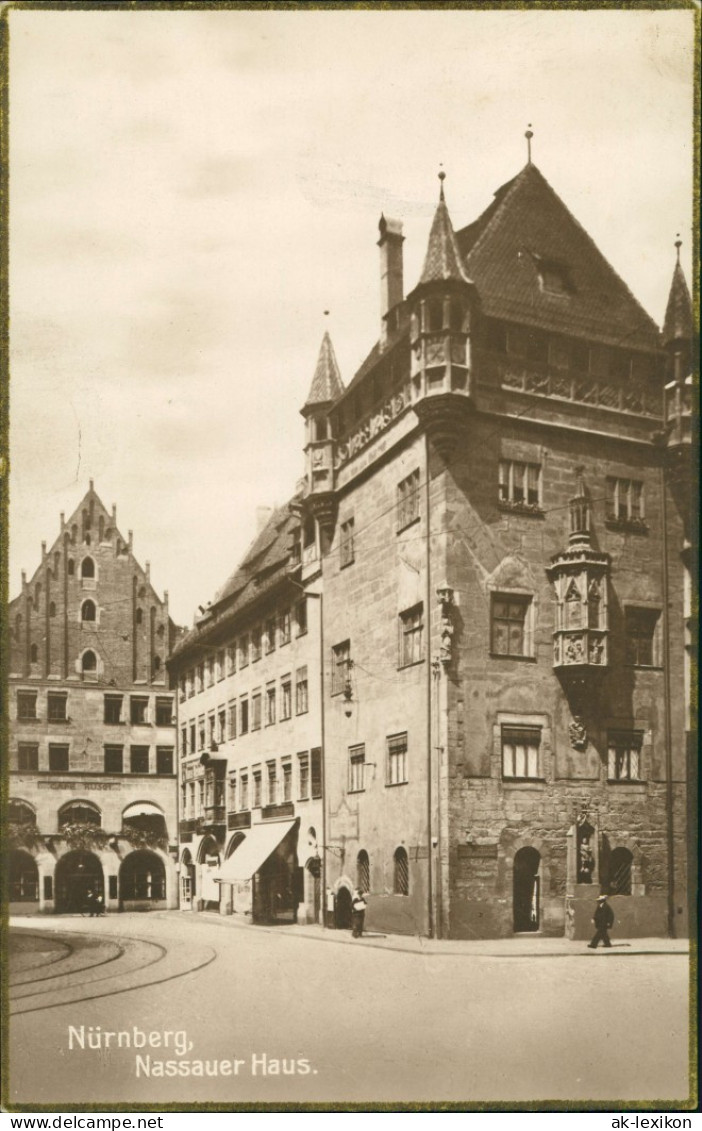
425;435;435;939
660;462;676;938
318;590;327;928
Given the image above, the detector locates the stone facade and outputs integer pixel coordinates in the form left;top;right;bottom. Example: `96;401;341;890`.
8;483;180;914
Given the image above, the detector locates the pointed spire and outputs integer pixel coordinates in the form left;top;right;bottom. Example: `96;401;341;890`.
417;172;470;288
662;236;693;346
525;124;534;165
303;330;344;409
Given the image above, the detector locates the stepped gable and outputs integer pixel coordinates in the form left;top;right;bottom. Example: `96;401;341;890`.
456;163;661;352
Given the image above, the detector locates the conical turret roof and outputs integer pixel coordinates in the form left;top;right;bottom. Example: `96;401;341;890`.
662;254;693;346
303;331;344;409
417;177;471;288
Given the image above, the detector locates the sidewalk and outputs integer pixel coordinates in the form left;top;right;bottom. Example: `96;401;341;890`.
147;909;692;958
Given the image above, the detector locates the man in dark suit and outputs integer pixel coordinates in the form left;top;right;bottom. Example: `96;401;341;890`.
588;893;614;948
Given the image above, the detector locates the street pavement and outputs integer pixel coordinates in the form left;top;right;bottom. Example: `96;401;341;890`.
7;912;693;1108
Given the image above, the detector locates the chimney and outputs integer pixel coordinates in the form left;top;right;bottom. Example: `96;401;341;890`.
378;214;404;347
256;506;273;534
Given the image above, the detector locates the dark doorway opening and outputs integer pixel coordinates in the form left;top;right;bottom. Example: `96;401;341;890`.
335;885;352;929
513;846;540;932
55;850;104;914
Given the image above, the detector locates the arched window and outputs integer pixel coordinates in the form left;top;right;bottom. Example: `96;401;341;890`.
138;586;146;599
30;643;39;663
609;847;633;896
82;650;97;672
67;559;75;576
49;601;56;618
81;599;96;622
119;850;166;901
357;849;370;893
59;800;102;828
393;847;409;896
81;557;95;579
157;623;165;638
136;608;143;625
9;799;36;825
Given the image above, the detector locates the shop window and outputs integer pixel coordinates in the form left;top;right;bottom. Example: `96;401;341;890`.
607;732;642;782
491;595;532;658
501;726;541;780
387;733;408;786
399;604;424;668
393;847;409;895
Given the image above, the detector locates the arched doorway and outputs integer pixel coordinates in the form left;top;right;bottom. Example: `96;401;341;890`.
119;850;166;907
55;850;104;914
305;856;322;924
513;847;540;933
335;885;352;930
181;848;195;907
9;850;39;908
197;835;221;910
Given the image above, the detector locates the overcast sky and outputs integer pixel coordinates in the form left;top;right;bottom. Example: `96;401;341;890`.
8;6;695;625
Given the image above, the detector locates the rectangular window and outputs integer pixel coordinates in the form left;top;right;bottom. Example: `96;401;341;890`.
606;477;645;524
607;732;642;781
265;618;277;653
349;744;365;792
17;691;37;720
251;626;262;663
239;773;249;811
311;747;323;799
295;666;309;715
155;697;173;726
267;761;277;805
625;608;660;667
296;599;307;637
498;460;542;508
198;716;206;751
501;727;541;780
156;747;174;775
197;664;204;693
227;645;236;675
240;697;249;735
208;712;216;748
399;604;424;667
229;774;237;813
17;743;39;772
332;640;351;696
279;609;291;646
280;677;292;721
239;634;249;669
47;692;68;722
282;760;292;802
130;696;149;725
130;746;149;774
218;708;227;744
189;721;196;756
179;675;186;702
251;691;262;731
180;726;188;756
340;518;355;568
104;694;123;724
397;468;421;531
491;595;531;658
298;753;310;800
49;744;69;773
252;769;262;808
228;701;237;741
265;683;276;726
216;650;225;681
387;733;408;786
206;657;214;687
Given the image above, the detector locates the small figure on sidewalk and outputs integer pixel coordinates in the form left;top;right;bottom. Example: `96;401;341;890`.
588;892;614;948
351;888;367;938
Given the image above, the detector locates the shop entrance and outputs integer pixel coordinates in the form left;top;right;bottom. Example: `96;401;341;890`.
55;850;104;914
335;885;353;929
513;847;540;933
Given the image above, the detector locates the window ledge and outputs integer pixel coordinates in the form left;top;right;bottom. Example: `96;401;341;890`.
607;779;646;787
385;780;408;788
625;664;663;672
489;653;537;663
347;787;366;795
605;518;649;535
497;502;545;519
397;659;426;671
397;516;421;536
502;779;546;789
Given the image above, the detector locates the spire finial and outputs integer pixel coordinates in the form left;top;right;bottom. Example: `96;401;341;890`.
675;233;682;262
525;123;533;165
438;165;446;202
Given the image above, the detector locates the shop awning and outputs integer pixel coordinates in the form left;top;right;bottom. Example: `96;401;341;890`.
214;820;297;883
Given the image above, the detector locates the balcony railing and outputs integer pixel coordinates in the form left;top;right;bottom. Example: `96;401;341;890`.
227;810;252;830
179;819;197;837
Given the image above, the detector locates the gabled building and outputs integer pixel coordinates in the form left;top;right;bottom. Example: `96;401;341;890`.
310;158;693;939
8;483;180;913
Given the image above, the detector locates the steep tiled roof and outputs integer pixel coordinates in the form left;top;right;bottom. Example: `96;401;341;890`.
662;257;693;345
303;331;345;409
416;181;471;288
171;498;301;658
455;163;661;351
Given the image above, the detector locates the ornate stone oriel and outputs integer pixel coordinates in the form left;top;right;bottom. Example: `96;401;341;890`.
546;473;610;671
